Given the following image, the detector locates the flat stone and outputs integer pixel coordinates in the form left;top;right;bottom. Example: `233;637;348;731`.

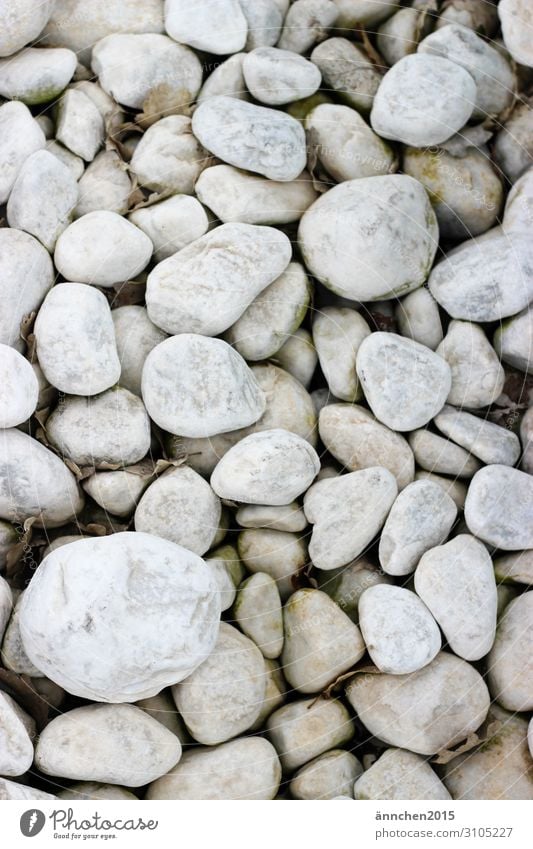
236;502;307;533
465;465;533;550
304;467;397;570
35;704;181;786
436;320;505;408
379;480;457;576
58;783;137;801
0;344;38;428
192;96;307;182
487;593;533;711
298;175;438;301
142;334;265;438
434;405;521;467
415;535;497;661
354;748;451;800
356;332;452;431
345;652;490;755
267;697;354;771
19;532;221;702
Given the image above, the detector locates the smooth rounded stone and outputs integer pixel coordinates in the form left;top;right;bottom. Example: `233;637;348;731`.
414;471;467;511
55;212;152;287
499;0;533;68
346;652;490;755
164;0;247;55
250;658;287;731
313;308;371;403
172;623;265;745
0;0;55;57
243;47;321;106
282;589;365;692
494;306;533;375
0;778;56;801
34;283;120;396
225;263;310;362
58;783;137;801
291;749;362;800
233;572;284;659
333;0;397;27
195;165;317;226
75;152;131;219
409;429;481;479
436;0;500;34
0;691;34;777
147;223;290;337
521;407;533;475
494;551;533;586
55;89;104;162
206;544;245;613
46;139;85;181
310;38;381;113
0;344;38;428
315;557;392;623
487;592;533;711
379;480;457;577
236;502;307;533
211;429;319;506
1;592;43;677
142;334;265;438
434;406;521;468
402;146;503;241
278;0;338;54
354;748;451;801
46;388;151;468
299;176;438;302
267;697;354;772
83;464;151;517
136;690;189;742
198;53;249;103
239;0;283;50
135;466;221;556
415;535;497;661
129;196;208;263
0;429;82;526
306;104;395;182
377;7;427;66
443;705;533;800
0;101;45;204
319;404;414;491
72;80;126;135
494;102;533;183
0;576;12;644
0;47;76;104
418;24;514;119
35;704;180;786
305;468;397;571
359;585;440;675
42;0;163;65
7;150;78;251
20;532;220;702
147;737;281;800
0;228;53;350
238;528;307;601
192;97;306;182
92;33;202;111
436;320;505;409
371;54;476;146
274;328;317;388
130;116;209;196
465;465;533;550
356;333;451;432
111;306;167;398
429;230;533;322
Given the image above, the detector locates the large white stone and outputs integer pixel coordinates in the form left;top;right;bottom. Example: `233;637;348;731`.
142;334;265;438
298;176;438;301
370;54;476;146
465;465;533;550
0;47;76;104
0;429;83;526
379;480;457;576
487;592;533;712
0;228;53;350
192;96;307;182
304;467;397;570
356;332;452;431
35;704;181;786
238;528;308;601
499;0;533;68
19;532;221;702
34;282;120;396
345;652;490;755
415;535;497;661
0;0;56;58
146;223;291;337
165;0;247;54
211;429;320;505
408;429;481;478
0;101;45;204
0;344;38;428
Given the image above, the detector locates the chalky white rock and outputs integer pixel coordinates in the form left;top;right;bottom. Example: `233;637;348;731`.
354;748;451;800
408;429;481;478
267;697;354;771
164;0;247;55
112;306;167;398
56;89;105;163
0;344;38;428
130;116;209;196
436;320;505;409
278;0;338;54
233;573;284;659
0;0;56;58
0;228;53;350
76;151;132;218
0;48;76;105
313;308;371;402
311;38;381;113
434;406;521;467
465;465;533;550
291;750;363;801
0;101;45;204
493;307;533;375
243;47;321;105
129;195;209;262
487;592;533;712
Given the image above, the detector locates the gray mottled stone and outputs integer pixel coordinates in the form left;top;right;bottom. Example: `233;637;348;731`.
197;53;249;103
354;748;451;800
278;0;338;54
240;0;284;50
233;573;284;659
291;749;363;800
316;556;393;623
129;195;209;262
82;468;151;519
434;405;521;467
313;308;371;402
465;465;533;550
395;288;443;351
494;550;533;586
243;47;321;105
436;320;505;408
409;429;481;478
236;502;307;533
310;38;381;113
130;115;209;195
267;697;354;771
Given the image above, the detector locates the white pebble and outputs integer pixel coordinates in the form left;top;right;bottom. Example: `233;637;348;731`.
0;344;38;428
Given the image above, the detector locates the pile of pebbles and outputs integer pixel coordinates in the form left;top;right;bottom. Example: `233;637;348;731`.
0;0;532;802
